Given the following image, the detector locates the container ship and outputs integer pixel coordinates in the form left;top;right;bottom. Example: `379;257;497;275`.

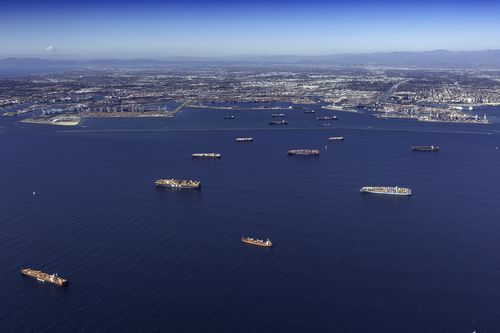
235;137;253;142
269;120;288;125
316;116;338;120
192;153;221;159
241;237;273;247
155;179;201;189
328;136;344;141
21;268;67;286
288;149;320;156
360;186;411;196
271;113;285;117
411;146;439;152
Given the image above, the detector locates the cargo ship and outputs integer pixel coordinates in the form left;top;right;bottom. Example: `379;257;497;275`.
269;120;288;125
328;136;344;141
288;149;320;156
224;115;235;120
316;116;338;120
192;153;221;159
360;186;412;196
155;179;201;189
411;146;439;152
241;237;273;247
271;113;285;117
21;268;67;286
235;137;253;142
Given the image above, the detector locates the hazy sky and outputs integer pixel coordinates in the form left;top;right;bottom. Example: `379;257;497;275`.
1;0;500;58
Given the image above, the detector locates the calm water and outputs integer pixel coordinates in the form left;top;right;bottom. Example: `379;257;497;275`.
1;106;499;332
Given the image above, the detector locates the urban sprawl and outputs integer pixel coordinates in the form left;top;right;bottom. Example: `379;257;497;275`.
1;65;498;125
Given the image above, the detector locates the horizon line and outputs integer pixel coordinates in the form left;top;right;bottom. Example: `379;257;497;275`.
2;48;500;61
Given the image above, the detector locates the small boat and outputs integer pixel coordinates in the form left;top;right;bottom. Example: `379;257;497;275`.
241;237;273;247
271;113;285;117
303;110;315;114
328;136;344;141
224;115;235;120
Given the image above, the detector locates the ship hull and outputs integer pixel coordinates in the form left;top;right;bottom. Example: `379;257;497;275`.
21;269;67;287
156;184;200;189
192;154;221;159
360;190;411;196
155;179;201;189
288;153;320;156
241;238;273;247
360;187;412;196
288;149;320;156
316;117;337;120
412;146;439;152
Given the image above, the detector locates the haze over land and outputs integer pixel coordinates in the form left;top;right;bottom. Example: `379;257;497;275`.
2;50;500;69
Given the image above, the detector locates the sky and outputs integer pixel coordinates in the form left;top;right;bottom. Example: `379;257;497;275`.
1;0;500;58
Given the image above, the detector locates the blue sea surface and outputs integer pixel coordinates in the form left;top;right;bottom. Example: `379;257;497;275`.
0;106;499;332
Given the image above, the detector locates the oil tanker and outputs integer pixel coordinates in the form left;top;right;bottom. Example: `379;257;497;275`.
155;179;201;189
360;186;411;196
192;153;221;159
21;268;67;286
241;237;273;247
411;146;439;152
288;149;320;156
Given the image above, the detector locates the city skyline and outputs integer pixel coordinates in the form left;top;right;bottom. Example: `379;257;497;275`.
2;0;500;58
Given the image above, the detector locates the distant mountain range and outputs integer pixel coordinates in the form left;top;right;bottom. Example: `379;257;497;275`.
299;50;500;68
1;50;500;69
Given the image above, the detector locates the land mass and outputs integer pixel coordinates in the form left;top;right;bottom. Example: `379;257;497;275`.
1;61;497;125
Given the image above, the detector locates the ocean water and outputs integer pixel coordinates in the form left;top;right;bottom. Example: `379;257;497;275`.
1;106;499;332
